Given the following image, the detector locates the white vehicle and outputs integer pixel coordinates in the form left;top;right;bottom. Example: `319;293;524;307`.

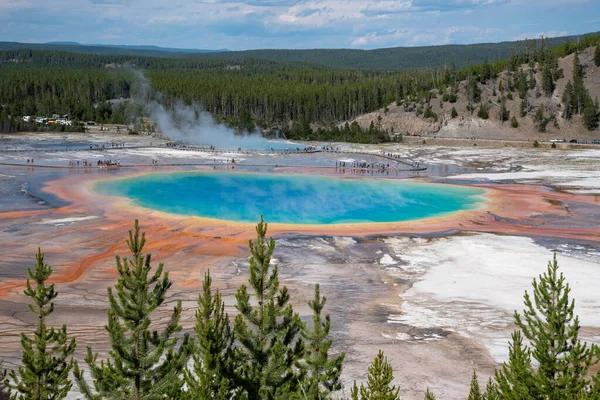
550;139;565;143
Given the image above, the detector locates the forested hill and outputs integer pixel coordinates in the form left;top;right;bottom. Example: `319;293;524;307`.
0;41;224;59
188;35;593;70
1;33;599;141
2;31;598;70
0;50;316;71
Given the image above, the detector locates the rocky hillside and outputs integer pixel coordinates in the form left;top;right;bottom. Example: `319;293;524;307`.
349;46;600;142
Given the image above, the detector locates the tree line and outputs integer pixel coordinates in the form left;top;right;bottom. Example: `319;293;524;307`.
2;218;600;399
2;32;597;70
1;34;599;137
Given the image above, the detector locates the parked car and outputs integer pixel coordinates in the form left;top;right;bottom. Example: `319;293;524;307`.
592;140;600;144
569;139;578;143
550;139;565;143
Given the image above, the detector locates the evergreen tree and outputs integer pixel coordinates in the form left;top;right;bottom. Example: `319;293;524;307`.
74;220;192;400
563;38;572;56
467;73;481;113
507;115;517;129
424;387;436;400
515;69;527;99
534;105;547;132
233;216;304;399
0;361;6;395
483;378;499;400
595;44;600;67
562;80;575;120
350;351;400;400
477;102;489;119
583;97;599;130
184;270;235;400
467;371;482;400
498;97;509;122
493;331;537;399
513;254;597;399
481;59;491;82
541;62;555;96
572;51;587;115
519;99;527;117
573;50;583;80
5;249;76;400
300;284;345;399
451;107;458;118
528;69;536;90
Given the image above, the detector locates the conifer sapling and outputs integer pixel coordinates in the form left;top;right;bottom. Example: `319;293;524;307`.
184;270;235;399
74;220;191;400
300;284;345;399
5;249;76;400
234;216;304;398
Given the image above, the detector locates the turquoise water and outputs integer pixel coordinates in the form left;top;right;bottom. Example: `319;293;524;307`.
96;172;486;224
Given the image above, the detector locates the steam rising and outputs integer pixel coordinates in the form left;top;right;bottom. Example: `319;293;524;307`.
132;70;285;149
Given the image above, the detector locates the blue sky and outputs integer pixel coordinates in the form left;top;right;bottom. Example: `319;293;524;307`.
1;0;598;50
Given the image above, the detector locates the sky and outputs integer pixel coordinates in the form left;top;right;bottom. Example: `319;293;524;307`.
0;0;599;51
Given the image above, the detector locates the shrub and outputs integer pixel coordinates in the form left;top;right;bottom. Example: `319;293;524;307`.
477;103;489;119
511;116;519;128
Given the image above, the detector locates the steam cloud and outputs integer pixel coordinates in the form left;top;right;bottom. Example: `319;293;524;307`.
132;70;285;149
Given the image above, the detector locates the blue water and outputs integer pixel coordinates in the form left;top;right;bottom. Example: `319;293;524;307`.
95;172;486;224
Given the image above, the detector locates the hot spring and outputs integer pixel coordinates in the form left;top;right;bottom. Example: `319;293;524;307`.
95;172;487;224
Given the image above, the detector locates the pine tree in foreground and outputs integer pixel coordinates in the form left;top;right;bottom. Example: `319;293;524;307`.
184;270;235;400
424;387;436;400
467;370;482;400
483;378;499;400
5;248;76;400
493;331;537;399
300;284;345;399
0;361;7;399
234;216;304;399
74;220;192;400
351;350;400;400
503;254;597;399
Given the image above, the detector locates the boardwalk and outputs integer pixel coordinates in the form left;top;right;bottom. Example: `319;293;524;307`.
0;145;426;172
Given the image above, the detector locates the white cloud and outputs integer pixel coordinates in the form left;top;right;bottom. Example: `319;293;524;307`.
514;30;568;40
0;0;596;49
350;25;503;48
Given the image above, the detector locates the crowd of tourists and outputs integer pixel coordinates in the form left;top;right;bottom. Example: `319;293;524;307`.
336;160;395;172
97;159;121;167
380;151;420;169
68;160;93;167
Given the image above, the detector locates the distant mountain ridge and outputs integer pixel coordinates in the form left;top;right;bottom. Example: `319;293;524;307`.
0;41;225;58
1;31;599;70
44;41;227;53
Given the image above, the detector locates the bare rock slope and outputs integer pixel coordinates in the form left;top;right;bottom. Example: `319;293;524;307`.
348;47;600;142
